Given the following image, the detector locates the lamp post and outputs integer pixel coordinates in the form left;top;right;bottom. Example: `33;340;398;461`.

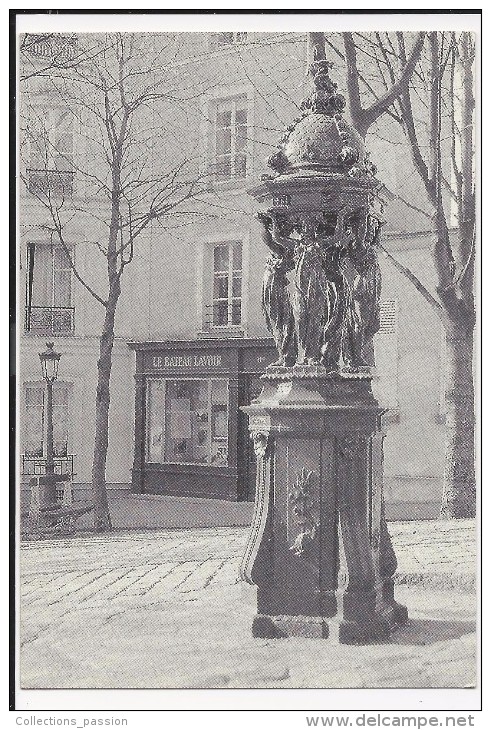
39;341;61;506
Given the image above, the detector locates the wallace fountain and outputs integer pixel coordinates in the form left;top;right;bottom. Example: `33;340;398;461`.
239;59;408;643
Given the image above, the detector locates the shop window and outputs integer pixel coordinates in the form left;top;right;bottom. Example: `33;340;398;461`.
146;378;229;466
23;382;70;458
25;243;74;334
214;96;248;181
210;242;242;328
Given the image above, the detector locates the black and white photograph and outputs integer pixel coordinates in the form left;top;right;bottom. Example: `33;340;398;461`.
12;8;481;718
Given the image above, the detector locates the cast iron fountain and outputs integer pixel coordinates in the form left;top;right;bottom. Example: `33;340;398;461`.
239;60;408;643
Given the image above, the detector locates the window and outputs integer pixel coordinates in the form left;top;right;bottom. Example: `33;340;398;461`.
212;242;242;327
25;243;74;334
214;96;248;181
146;378;229;466
210;32;247;50
27;106;74;196
23;383;70;458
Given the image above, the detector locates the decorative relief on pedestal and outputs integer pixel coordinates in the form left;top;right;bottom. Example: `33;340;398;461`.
288;467;319;556
251;430;270;459
249;414;271;460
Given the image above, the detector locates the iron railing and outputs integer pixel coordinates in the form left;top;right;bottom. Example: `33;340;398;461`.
21;454;75;478
27;169;74;197
24;305;75;335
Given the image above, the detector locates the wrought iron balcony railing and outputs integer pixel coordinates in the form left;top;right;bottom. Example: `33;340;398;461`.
24;34;77;62
27;169;74;197
24;305;75;335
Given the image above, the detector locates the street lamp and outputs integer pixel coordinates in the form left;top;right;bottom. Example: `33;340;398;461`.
39;342;61;502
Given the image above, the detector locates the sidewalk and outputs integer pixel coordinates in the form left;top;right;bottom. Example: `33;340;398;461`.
78;491;255;529
19;520;477;690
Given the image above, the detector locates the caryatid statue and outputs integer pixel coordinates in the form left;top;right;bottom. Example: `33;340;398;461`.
355;214;383;367
338;209;383;370
258;205;382;372
253;58;385;373
258;212;296;366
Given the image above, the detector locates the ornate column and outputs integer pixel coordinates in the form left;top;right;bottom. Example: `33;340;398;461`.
240;60;407;643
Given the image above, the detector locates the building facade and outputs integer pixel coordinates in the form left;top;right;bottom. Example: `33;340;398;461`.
19;32;448;519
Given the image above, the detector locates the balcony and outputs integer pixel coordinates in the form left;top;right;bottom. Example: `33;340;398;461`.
24;34;77;62
24;305;75;335
27;169;74;197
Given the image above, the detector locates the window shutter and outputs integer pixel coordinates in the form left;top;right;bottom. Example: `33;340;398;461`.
379;299;397;334
373;299;399;410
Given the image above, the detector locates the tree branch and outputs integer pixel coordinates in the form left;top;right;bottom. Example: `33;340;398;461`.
344;32;425;137
363;33;425;130
377;240;443;315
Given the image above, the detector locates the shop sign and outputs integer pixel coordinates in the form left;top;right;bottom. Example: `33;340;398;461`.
145;350;232;371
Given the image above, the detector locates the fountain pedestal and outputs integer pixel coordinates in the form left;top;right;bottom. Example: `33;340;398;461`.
240;367;407;643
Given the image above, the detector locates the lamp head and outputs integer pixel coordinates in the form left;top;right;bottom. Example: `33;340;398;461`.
39;342;61;383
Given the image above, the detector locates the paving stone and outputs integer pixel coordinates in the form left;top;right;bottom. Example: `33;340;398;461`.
178;558;228;592
143;561;199;595
19;522;477;689
208;557;240;586
95;565;155;598
115;564;176;596
26;570;99;603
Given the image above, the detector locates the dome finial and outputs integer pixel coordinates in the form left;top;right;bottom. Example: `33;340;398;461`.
302;59;346;116
267;57;367;176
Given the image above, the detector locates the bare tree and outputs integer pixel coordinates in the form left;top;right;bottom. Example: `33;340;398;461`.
328;31;476;518
20;33;209;530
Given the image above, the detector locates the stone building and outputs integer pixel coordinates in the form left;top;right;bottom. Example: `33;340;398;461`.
19;31;449;518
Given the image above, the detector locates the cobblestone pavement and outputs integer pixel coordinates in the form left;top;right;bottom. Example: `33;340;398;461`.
20;521;477;689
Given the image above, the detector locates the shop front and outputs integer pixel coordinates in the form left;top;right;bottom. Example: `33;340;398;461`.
129;338;276;501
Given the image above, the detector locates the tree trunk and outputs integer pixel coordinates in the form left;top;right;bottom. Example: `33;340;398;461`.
440;321;476;519
91;283;120;531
